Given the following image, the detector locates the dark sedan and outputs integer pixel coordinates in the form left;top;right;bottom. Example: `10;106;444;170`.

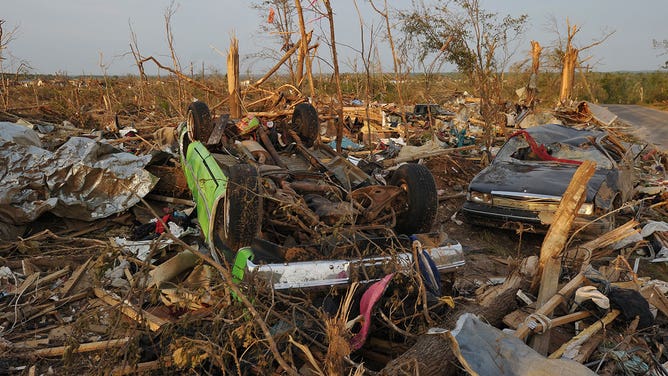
461;124;634;233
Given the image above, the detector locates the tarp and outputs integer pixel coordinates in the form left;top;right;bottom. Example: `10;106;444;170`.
447;313;597;376
0;122;157;226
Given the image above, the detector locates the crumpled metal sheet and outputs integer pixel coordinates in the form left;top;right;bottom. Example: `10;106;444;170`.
0;122;157;225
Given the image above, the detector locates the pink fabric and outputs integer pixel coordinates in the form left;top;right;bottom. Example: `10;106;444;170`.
350;273;394;350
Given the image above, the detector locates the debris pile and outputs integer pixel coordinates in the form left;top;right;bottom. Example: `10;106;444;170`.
1;73;668;374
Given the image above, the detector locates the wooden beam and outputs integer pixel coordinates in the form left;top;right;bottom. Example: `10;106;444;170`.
61;257;92;297
532;311;592;333
39;267;71;285
530;160;596;354
548;310;620;359
93;288;169;332
514;273;586;341
572;332;604;363
28;337;130;358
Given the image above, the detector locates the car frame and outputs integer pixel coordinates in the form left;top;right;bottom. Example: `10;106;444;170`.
178;101;464;289
461;123;634;233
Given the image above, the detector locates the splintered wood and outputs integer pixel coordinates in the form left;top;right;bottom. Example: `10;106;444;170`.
529;160;595;354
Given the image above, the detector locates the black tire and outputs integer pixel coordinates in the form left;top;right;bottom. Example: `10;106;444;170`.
213;164;262;260
187;101;214;142
389;163;438;235
291;103;319;147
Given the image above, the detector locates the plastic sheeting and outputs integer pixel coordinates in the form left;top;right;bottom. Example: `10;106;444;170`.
0;122;157;225
447;313;596;376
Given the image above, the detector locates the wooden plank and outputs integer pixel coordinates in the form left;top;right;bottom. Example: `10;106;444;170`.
530;160;596;354
572;332;604;363
206;114;229;145
15;273;40;296
93;288;169;332
548;310;620;359
28;337;130;358
507;308;591;333
579;219;639;253
38;267;71;286
533;311;592;333
60;257;92;297
514;273;586;341
641;285;668;318
12;338;50;348
6;325;59;342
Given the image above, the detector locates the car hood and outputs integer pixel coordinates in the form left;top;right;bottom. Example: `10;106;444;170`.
469;162;611;202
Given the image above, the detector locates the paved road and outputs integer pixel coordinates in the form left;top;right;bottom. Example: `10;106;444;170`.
602;104;668;150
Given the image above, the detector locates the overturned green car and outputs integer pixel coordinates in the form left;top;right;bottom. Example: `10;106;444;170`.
178;101;463;289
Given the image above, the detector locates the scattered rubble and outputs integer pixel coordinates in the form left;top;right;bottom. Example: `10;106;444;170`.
1;77;668;375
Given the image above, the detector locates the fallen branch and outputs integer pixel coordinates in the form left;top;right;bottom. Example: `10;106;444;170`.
139;56;219;95
25;337;130;358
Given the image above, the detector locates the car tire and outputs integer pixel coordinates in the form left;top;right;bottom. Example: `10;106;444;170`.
215;164;262;258
390;163;438;235
290;102;319;147
187;101;214;142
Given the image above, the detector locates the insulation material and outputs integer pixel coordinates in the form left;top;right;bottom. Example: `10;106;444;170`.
0;122;157;225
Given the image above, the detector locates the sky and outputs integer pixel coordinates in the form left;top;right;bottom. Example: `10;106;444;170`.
2;0;667;76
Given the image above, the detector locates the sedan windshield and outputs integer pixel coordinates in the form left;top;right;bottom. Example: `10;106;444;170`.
495;135;613;169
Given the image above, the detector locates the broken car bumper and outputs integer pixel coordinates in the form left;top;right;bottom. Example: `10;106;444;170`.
245;241;465;290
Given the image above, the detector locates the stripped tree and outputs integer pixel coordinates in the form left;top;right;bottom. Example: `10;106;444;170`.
547;18;614;104
251;1;300;85
398;0;527;148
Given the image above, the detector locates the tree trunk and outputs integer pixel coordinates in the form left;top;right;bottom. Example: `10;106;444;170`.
227;37;241;119
559;24;580;104
527;40;541;107
323;0;344;152
294;0;306;84
381;286;521;375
